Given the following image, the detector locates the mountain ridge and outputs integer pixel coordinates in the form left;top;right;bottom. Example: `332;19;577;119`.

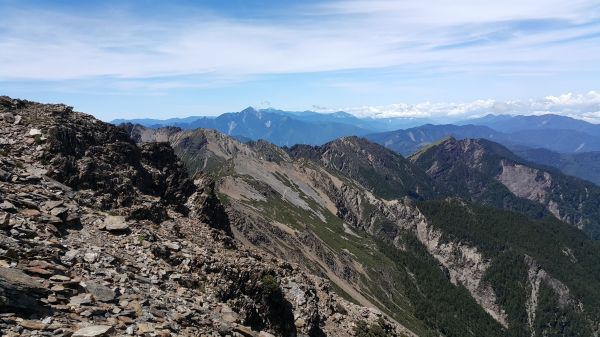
367;123;600;154
411;137;600;239
0;96;410;337
126;122;600;337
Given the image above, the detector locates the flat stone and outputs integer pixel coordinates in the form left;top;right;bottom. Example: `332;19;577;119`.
18;319;48;330
221;305;238;323
258;332;276;337
137;323;155;334
20;208;41;217
50;275;71;282
103;216;129;232
50;207;68;216
0;267;46;289
72;325;114;337
164;242;181;251
0;268;49;313
69;293;93;306
25;266;53;277
28;128;42;137
44;200;63;210
50;285;65;292
234;326;256;337
85;281;116;302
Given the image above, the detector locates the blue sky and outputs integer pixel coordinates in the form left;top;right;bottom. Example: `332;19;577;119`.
1;0;600;121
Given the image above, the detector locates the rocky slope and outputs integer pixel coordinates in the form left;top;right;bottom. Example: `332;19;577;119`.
125;124;600;337
0;96;409;337
410;137;600;239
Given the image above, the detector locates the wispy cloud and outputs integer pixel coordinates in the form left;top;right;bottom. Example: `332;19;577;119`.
0;0;598;85
315;91;600;123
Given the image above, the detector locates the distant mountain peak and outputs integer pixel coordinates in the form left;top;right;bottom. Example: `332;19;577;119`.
240;106;258;114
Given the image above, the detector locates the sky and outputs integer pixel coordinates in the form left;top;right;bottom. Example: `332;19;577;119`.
1;0;599;122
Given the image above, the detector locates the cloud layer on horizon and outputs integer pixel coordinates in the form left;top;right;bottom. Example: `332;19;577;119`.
314;91;600;123
0;1;599;121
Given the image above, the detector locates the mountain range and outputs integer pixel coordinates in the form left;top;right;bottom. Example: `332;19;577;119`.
123;120;600;337
114;109;600;185
5;96;600;337
462;113;600;134
112;107;432;147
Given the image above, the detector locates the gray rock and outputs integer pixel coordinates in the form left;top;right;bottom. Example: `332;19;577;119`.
69;293;92;306
0;211;10;228
83;252;98;263
0;168;11;181
63;249;79;262
259;332;276;337
103;216;129;232
1;113;14;123
85;281;115;302
49;275;71;282
72;325;114;337
0;201;16;212
0;267;49;313
44;200;64;211
28;128;42;137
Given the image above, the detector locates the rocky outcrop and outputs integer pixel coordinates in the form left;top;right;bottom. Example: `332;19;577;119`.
524;255;576;334
497;161;581;228
3;98;194;219
414;218;509;327
186;176;231;234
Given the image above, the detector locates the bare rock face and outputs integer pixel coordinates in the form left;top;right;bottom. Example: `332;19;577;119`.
186;176;231;235
10;99;196;219
0;96;407;336
0;267;49;314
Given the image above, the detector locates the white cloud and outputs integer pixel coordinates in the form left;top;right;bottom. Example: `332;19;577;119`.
0;1;598;83
315;91;600;123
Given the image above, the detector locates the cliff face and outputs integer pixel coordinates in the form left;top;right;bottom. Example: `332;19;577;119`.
0;97;408;337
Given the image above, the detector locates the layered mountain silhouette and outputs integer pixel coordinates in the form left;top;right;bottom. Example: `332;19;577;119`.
114;107;432;146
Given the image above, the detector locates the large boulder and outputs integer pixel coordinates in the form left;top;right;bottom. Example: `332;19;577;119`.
0;268;49;313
